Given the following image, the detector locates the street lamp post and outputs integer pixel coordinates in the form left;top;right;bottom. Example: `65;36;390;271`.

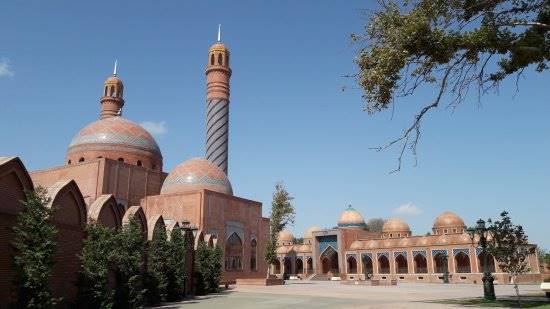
437;253;450;283
468;219;496;301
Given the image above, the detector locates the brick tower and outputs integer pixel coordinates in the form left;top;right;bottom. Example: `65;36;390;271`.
205;25;232;174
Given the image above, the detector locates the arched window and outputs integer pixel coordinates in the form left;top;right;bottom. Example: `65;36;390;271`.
110;86;115;96
217;53;223;65
104;86;108;96
378;255;390;274
395;254;408;273
225;54;229;66
414;254;428;273
210;54;215;65
137;160;142;167
250;239;257;271
118;158;124;163
67;160;71;165
347;256;358;274
79;157;85;163
225;233;243;271
455;252;471;273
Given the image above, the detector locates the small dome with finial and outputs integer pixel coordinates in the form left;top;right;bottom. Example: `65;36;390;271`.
337;205;366;229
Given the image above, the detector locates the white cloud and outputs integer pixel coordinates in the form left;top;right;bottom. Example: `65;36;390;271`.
140;121;167;136
0;59;14;77
393;203;422;216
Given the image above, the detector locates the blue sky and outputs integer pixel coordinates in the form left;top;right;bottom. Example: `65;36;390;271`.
1;1;549;249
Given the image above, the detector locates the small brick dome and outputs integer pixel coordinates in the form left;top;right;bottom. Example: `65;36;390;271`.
67;116;162;170
337;205;366;228
382;218;411;238
278;230;294;243
304;225;321;239
432;211;465;235
161;158;232;195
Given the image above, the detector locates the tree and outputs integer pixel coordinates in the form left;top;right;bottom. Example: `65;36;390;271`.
352;0;549;171
112;216;147;308
194;242;222;295
366;218;386;232
145;224;170;305
264;182;295;278
166;227;186;301
12;187;59;308
488;211;531;306
77;222;115;309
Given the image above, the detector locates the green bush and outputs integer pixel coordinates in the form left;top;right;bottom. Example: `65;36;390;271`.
145;224;170;305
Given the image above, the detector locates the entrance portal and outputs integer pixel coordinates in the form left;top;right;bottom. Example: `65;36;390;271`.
320;246;339;275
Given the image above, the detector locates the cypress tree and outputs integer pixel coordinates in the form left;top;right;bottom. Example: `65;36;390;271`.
112;216;146;308
145;224;169;305
12;187;59;308
77;222;115;309
166;227;186;301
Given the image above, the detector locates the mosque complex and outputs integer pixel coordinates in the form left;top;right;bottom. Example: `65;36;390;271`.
0;27;542;304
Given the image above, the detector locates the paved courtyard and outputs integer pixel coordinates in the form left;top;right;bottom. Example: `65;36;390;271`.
159;281;548;308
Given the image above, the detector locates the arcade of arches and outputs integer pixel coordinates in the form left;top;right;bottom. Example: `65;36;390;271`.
273;208;541;284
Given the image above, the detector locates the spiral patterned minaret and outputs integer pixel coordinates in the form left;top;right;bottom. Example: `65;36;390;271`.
205;27;232;174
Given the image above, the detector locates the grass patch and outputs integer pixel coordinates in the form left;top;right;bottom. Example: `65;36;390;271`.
431;295;550;308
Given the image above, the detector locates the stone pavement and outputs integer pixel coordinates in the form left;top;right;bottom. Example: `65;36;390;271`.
158;281;546;309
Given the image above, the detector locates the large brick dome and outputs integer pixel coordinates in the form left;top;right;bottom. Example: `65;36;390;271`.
66;116;162;170
337;205;366;228
161;158;232;195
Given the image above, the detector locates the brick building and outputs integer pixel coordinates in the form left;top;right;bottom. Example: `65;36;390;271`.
274;206;541;284
0;29;269;305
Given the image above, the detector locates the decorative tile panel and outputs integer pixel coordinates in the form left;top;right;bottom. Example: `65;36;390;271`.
377;252;389;259
393;251;407;258
452;248;470;256
318;235;338;254
413;250;427;258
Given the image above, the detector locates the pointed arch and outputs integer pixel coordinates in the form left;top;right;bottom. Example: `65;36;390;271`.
147;214;165;241
433;253;448;273
194;229;205;249
88;194;121;229
395;254;408;274
225;232;243;271
320;246;339;275
250;238;258;271
378;255;390;274
45;180;87;303
478;252;496;273
362;254;373;276
347;255;358;274
0;157;34;304
165;220;180;240
122;206;148;236
455;251;471;273
414;254;428;273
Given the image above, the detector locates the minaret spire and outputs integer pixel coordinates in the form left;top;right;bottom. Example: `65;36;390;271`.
205;27;231;174
113;59;118;75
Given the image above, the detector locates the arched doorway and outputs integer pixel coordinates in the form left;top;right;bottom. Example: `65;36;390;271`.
478;252;496;273
433;253;448;273
395;254;408;273
273;259;281;274
455;252;471;273
378;255;390;274
414;254;428;273
296;258;304;274
284;257;292;275
362;255;374;276
347;256;358;274
225;232;243;271
320;246;339;275
306;257;313;274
